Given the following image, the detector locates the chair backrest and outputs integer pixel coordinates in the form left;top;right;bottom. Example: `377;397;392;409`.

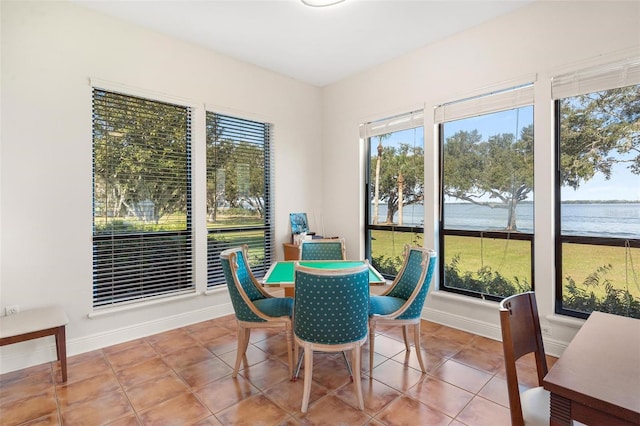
385;245;437;320
293;263;369;344
499;291;549;426
299;238;346;261
220;245;269;322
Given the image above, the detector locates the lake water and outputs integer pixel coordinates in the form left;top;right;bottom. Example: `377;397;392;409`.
372;202;640;239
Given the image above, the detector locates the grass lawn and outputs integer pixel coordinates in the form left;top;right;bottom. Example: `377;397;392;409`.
371;230;640;299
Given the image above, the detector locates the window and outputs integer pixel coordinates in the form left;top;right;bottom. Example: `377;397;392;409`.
363;111;424;277
206;113;273;287
436;83;535;301
92;89;193;308
554;58;640;319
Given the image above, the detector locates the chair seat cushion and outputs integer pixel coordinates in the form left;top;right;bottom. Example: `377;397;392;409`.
253;297;294;318
521;386;550;426
369;295;406;316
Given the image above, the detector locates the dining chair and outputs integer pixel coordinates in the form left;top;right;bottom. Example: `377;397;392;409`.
299;238;346;260
293;262;370;413
368;245;437;373
499;291;550;426
220;245;294;379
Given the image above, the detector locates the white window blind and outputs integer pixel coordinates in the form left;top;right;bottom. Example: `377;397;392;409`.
360;110;424;139
552;56;640;99
434;83;535;124
92;89;194;308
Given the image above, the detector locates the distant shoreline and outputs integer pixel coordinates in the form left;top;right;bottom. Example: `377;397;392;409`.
443;200;640;205
560;200;640;204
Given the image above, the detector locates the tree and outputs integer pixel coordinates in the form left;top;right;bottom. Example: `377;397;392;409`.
371;143;424;225
443;125;533;231
206;114;267;223
372;134;389;225
559;86;640;189
93;91;190;227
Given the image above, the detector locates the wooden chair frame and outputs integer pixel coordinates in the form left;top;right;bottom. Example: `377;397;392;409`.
221;245;293;379
499;291;549;426
369;245;436;373
293;263;370;413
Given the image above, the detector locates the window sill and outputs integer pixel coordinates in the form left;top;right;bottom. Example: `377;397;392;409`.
430;289;500;308
88;291;199;319
203;286;228;296
545;313;585;329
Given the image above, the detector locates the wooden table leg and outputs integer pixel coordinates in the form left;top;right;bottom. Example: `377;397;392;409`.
55;325;67;382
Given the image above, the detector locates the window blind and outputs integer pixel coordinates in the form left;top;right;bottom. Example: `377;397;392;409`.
360;110;424;139
551;56;640;99
434;83;535;124
92;89;194;308
205;112;273;287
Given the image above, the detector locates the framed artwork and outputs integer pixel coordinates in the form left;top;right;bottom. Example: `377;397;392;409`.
289;213;309;234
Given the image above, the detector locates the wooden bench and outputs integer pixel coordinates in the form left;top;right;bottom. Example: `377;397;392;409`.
0;305;69;382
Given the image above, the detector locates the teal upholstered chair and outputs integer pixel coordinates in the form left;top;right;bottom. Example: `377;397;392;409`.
293;262;370;413
299;238;346;260
368;245;437;373
220;245;294;379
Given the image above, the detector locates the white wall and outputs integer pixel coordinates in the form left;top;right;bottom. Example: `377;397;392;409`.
322;0;640;355
0;0;322;373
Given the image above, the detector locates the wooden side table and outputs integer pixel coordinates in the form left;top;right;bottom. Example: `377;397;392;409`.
283;243;300;260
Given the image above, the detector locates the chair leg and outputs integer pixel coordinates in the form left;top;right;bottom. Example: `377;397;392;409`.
413;323;426;373
369;321;376;373
301;342;314;413
352;344;364;411
402;325;411;351
233;326;250;377
285;326;293;380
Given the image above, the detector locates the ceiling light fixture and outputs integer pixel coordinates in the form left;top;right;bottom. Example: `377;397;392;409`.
301;0;345;7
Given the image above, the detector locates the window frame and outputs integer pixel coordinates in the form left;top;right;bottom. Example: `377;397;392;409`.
552;58;640;318
91;88;194;309
205;111;274;288
436;83;536;301
362;111;425;279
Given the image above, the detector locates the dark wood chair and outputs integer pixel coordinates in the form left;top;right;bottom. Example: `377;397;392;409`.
499;291;550;426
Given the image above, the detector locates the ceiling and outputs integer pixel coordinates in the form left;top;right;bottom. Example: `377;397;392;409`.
76;0;534;87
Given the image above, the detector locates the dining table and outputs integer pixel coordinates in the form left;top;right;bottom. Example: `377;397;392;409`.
542;311;640;426
261;260;386;297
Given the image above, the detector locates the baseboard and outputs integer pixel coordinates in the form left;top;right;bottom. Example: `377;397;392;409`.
422;306;567;358
423;306;501;341
0;303;234;375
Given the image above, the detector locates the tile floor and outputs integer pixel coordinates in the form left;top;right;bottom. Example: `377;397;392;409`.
0;311;556;425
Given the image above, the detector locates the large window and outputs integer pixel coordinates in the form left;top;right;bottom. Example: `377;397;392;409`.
554;59;640;319
363;111;424;277
92;89;193;308
437;84;535;301
206;113;273;288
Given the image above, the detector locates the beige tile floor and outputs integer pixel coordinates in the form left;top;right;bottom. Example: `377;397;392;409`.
0;309;556;425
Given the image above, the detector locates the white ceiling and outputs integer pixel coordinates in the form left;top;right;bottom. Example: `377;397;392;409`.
76;0;534;87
